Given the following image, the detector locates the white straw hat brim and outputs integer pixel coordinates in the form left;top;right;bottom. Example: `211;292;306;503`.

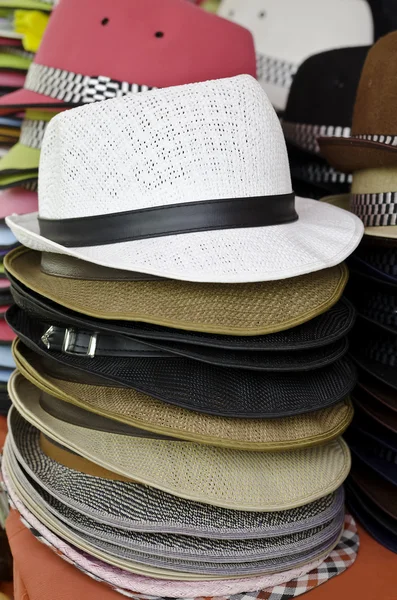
6;199;363;283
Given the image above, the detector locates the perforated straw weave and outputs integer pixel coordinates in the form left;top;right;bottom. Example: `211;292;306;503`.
6;76;363;283
5;248;349;335
9;374;351;511
9;412;345;540
13;343;354;450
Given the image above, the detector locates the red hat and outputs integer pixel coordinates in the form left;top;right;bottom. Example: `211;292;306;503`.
0;0;256;114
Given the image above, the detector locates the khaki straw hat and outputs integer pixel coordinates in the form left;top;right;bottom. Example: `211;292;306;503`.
13;341;354;451
9;372;351;512
4;248;349;335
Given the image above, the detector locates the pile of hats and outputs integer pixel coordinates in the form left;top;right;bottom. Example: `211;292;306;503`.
318;32;397;554
0;0;54;189
0;72;364;596
0;0;257;419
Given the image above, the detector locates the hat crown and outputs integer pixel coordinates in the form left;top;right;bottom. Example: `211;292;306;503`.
218;0;373;63
39;75;292;220
284;46;370;128
352;31;397;136
30;0;256;90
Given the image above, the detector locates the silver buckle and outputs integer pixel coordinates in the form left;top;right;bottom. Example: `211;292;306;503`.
41;325;55;349
62;328;98;358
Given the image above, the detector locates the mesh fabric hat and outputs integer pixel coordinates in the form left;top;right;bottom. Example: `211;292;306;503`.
3;441;346;574
6;76;364;283
217;0;373;112
0;0;256;114
8;411;345;540
5;248;350;335
8;310;357;418
13;340;354;450
9;373;352;511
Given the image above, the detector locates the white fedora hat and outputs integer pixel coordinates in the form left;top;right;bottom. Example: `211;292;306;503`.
218;0;373;112
7;75;363;283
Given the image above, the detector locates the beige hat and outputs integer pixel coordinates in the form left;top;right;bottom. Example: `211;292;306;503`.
9;371;351;512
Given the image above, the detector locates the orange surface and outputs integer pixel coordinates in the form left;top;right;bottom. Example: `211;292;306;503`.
4;509;397;599
0;417;7;450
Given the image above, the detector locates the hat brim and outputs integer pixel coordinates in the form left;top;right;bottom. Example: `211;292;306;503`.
349;438;397;487
322;194;397;239
6;197;364;283
319;137;397;173
350;461;397;520
9;372;352;512
0;170;37;189
0;142;40;174
5;248;350;335
0;53;31;72
0;88;66;116
13;339;354;450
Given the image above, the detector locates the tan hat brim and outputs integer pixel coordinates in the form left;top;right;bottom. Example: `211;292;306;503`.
9;371;351;512
13;340;354;452
5;248;349;335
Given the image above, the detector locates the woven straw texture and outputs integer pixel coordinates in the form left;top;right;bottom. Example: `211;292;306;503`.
10;276;356;349
3;452;344;581
9;374;351;511
9;413;344;539
4;442;344;571
9;311;357;418
6;76;363;283
13;345;353;450
5;248;349;334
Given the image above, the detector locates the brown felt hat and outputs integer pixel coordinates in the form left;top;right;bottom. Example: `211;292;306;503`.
319;32;397;172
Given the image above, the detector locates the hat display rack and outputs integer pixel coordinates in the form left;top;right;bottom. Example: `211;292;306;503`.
0;1;396;599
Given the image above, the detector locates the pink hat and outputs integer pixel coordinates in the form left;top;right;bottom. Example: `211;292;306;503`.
0;319;15;342
0;188;37;219
0;0;256;114
0;71;26;89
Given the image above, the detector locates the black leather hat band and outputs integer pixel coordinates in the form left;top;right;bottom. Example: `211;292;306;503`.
38;193;297;247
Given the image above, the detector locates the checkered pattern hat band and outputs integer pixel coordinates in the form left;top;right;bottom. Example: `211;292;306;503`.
293;163;352;185
350;192;397;226
20;118;48;150
256;54;297;89
353;133;397;146
283;122;351;155
2;47;35;61
360;293;397;329
364;337;397;368
25;63;156;105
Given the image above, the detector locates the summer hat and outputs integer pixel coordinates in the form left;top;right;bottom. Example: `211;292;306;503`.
4;507;358;600
6;77;364;283
8;411;345;540
218;0;373;112
12;340;354;450
8;271;357;351
0;0;256;114
0;187;37;217
5;248;350;335
320;31;397;171
9;372;352;512
3;444;346;576
7;308;357;418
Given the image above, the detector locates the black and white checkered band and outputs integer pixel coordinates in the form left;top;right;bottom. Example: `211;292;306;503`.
2;47;34;61
366;439;397;465
283;122;351;154
353;133;397;146
25;63;156;105
362;293;397;329
21;180;38;191
256;53;297;88
365;338;396;368
351;192;397;227
293;163;352;185
20;118;48;150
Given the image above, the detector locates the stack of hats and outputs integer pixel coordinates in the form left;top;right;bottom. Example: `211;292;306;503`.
217;0;374;113
0;0;256;414
319;31;397;554
0;0;54;179
0;74;364;596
